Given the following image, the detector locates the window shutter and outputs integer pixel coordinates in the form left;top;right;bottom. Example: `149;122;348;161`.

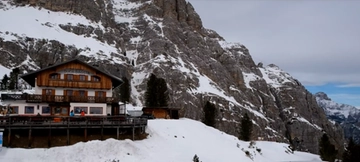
42;89;46;95
64;74;68;80
64;90;67;96
85;75;88;81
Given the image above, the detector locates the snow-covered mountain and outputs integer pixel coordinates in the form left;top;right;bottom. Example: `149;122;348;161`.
315;92;360;143
0;0;344;154
0;118;322;162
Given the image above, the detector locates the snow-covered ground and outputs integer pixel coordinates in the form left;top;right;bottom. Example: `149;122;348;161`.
0;118;321;162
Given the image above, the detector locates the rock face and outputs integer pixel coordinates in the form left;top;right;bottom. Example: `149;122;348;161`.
315;92;360;144
0;0;344;155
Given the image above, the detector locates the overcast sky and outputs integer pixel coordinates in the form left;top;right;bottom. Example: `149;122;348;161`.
188;0;360;107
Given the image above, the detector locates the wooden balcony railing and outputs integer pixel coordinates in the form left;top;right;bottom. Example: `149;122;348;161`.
44;79;111;89
0;115;148;128
1;94;117;104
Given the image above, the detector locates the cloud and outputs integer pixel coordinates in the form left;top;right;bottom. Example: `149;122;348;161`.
337;84;360;88
188;0;360;86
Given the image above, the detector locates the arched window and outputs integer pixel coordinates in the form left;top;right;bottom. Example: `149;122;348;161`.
92;76;101;82
49;73;59;79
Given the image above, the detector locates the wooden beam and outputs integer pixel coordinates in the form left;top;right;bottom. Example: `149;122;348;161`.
28;129;32;148
117;127;119;140
132;127;135;140
84;128;87;142
48;129;51;148
67;129;69;145
7;128;11;147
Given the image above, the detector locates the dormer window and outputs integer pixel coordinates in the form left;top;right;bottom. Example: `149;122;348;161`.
49;73;59;79
92;76;100;82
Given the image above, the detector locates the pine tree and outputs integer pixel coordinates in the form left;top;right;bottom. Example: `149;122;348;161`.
319;134;337;162
1;74;9;90
144;74;169;108
145;74;158;107
8;68;20;90
202;101;216;127
119;77;131;103
193;154;200;162
239;113;253;141
343;138;360;162
156;78;168;107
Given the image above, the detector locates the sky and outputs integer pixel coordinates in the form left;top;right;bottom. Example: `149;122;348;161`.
188;0;360;107
0;119;322;162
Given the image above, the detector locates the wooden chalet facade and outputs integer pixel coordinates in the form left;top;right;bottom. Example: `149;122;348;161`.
1;58;124;117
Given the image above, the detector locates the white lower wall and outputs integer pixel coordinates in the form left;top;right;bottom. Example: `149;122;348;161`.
70;103;107;116
2;101;49;115
2;101;108;116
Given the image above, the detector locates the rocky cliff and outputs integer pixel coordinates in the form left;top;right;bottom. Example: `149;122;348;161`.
0;0;344;154
315;92;360;144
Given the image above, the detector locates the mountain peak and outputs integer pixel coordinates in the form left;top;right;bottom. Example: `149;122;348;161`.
314;92;331;101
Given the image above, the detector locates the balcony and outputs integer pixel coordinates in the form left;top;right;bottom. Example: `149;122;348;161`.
1;94;117;104
45;79;111;89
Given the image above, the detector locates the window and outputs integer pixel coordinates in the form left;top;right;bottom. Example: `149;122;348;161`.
67;90;73;96
49;73;59;79
45;89;53;95
92;76;100;82
67;74;73;80
79;75;86;81
97;91;104;97
74;107;87;114
42;106;50;114
25;106;35;114
79;90;85;97
9;106;19;114
53;107;61;115
90;107;103;114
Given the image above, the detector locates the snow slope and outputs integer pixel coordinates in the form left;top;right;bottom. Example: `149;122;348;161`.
0;119;321;162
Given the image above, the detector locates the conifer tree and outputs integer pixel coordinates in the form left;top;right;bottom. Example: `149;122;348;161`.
119;77;131;103
239;113;253;141
319;134;337;162
202;101;216;127
343;138;360;162
157;78;168;107
8;68;20;90
145;74;158;107
1;74;9;90
144;74;169;107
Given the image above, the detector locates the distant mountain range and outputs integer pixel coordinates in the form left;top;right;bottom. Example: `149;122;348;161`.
315;92;360;143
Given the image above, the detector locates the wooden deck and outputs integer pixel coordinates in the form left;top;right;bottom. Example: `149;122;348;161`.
0;115;148;147
0;115;147;129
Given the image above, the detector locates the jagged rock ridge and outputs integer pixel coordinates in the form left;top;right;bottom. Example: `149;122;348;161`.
315;92;360;144
0;0;344;155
